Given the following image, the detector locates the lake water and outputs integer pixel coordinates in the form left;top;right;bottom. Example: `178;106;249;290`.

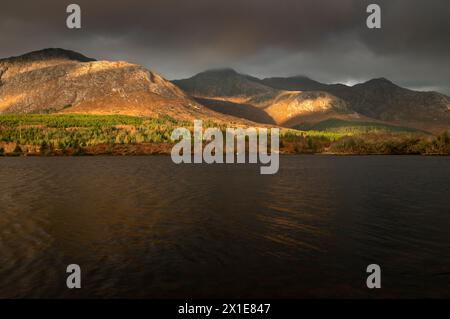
0;156;449;298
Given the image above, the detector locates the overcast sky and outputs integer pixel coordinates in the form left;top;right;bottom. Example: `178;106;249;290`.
1;0;449;94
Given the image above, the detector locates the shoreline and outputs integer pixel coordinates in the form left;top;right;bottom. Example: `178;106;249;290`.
1;143;449;157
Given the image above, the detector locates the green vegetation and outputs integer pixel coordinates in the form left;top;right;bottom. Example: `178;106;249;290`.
285;118;450;154
329;132;450;155
0;114;187;150
0;114;448;156
295;118;426;134
281;128;346;142
0;114;148;128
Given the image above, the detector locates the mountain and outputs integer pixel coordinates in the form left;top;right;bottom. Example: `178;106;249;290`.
261;75;330;91
262;76;450;132
2;49;448;132
342;79;450;131
174;69;356;126
173;68;277;99
0;49;243;123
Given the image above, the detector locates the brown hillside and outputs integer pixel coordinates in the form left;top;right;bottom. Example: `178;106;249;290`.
0;49;249;124
174;69;356;127
262;76;450;132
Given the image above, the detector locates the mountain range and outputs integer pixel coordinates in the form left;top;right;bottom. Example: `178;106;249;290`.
1;49;449;133
175;69;450;132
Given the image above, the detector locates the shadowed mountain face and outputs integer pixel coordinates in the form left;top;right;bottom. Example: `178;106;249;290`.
344;79;450;127
174;69;449;132
262;76;450;132
194;97;277;125
174;69;355;126
173;68;277;99
0;49;246;124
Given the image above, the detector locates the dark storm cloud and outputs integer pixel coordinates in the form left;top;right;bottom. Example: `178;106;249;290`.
1;0;449;93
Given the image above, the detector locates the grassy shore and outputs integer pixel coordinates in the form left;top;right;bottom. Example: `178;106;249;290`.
0;114;449;156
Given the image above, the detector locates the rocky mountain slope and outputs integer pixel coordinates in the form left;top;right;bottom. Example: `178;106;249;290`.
0;49;245;124
174;69;356;126
173;68;277;99
262;76;450;132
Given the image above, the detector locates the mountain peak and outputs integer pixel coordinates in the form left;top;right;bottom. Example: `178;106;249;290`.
0;49;218;120
173;67;278;98
362;77;398;87
1;48;95;63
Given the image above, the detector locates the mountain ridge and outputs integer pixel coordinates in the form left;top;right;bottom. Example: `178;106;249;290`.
174;69;357;127
174;69;450;132
0;49;253;125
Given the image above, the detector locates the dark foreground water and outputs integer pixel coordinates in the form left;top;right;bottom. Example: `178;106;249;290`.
0;156;449;298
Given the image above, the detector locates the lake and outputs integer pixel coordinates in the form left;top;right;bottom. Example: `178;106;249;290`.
0;156;449;298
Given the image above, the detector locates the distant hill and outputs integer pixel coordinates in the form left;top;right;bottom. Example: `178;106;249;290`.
173;68;277;99
0;49;246;124
174;69;356;126
262;76;450;132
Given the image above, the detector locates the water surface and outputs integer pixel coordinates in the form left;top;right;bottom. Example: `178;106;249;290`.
0;156;449;298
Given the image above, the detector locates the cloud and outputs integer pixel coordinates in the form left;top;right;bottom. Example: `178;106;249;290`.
1;0;449;94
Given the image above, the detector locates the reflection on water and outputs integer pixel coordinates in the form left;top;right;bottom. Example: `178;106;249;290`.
0;156;449;298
